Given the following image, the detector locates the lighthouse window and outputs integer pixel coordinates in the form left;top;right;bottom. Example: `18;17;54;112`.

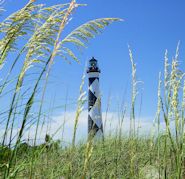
90;61;97;67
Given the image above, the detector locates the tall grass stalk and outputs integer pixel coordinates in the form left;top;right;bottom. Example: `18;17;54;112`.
128;46;137;138
72;70;86;147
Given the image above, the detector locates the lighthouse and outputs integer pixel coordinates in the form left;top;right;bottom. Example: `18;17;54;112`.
87;57;103;139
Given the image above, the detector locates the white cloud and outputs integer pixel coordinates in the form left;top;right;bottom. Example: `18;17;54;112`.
23;111;156;144
0;111;174;146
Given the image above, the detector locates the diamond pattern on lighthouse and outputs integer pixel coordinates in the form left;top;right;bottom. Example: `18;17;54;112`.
95;129;103;138
88;76;103;136
89;78;100;98
89;77;97;85
89;101;102;128
88;91;97;108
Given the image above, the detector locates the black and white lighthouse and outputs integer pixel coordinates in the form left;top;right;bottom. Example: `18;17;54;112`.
87;57;103;138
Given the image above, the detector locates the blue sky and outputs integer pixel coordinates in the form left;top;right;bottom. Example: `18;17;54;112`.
1;0;185;121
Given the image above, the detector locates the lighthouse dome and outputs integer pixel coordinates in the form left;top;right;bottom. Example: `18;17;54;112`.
87;57;100;73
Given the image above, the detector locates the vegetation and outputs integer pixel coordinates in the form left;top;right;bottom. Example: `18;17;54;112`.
0;0;185;179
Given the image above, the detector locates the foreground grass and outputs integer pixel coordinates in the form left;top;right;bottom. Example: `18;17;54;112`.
0;136;184;179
